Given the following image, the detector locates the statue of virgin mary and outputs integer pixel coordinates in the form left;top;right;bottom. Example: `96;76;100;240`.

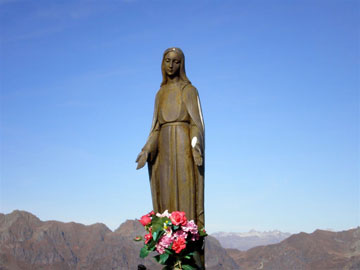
136;47;205;229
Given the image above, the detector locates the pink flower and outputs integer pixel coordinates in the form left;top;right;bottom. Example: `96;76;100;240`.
182;220;198;234
139;215;151;226
144;232;152;244
155;243;165;254
174;229;187;240
170;211;187;226
160;235;173;247
172;237;186;253
191;233;200;241
155;235;173;254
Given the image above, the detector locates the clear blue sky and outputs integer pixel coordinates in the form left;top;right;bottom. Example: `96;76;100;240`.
1;0;359;234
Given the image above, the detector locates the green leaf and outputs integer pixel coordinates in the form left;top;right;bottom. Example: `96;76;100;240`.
152;231;158;241
199;227;208;237
182;265;195;270
151;216;165;232
149;243;156;251
185;252;194;257
147;236;157;251
151;215;160;223
140;247;150;258
159;252;169;264
153;252;170;265
153;255;162;264
152;229;164;242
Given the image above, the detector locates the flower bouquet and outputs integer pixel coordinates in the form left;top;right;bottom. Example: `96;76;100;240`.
135;210;207;270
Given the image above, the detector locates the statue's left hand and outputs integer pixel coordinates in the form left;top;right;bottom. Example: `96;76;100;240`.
136;150;148;170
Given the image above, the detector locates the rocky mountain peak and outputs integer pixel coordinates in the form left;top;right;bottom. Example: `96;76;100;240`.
0;210;42;243
0;210;41;229
114;219;144;238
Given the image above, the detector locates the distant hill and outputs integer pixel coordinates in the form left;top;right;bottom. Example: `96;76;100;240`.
212;230;291;251
0;210;359;270
227;228;360;270
0;210;237;270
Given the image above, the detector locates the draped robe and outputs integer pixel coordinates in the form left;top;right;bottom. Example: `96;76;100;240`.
142;82;205;228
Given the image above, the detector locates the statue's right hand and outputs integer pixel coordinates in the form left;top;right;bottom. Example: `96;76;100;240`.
136;150;148;170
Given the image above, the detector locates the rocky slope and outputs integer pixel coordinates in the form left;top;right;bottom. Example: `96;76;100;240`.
211;230;291;251
227;228;360;270
0;210;236;270
1;210;359;270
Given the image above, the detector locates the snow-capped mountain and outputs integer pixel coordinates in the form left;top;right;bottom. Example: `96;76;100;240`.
211;230;291;251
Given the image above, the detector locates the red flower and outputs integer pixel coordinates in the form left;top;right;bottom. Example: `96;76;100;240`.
144;232;152;244
172;237;186;253
170;211;187;226
139;215;151;226
147;210;155;217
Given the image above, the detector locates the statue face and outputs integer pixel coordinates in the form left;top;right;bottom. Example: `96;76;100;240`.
164;51;181;77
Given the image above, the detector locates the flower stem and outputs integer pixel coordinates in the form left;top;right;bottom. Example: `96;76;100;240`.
174;260;182;270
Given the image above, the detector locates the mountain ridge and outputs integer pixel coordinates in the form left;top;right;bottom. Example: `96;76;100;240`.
0;210;237;270
211;230;291;251
1;210;359;270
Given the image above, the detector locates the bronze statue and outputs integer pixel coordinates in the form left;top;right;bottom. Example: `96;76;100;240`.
136;47;205;229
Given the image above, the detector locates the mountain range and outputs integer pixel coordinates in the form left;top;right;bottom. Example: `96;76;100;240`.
211;230;291;251
227;228;360;270
0;210;237;270
1;210;359;270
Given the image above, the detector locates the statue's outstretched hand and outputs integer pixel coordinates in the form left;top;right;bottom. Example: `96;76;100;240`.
136;150;148;170
192;148;203;166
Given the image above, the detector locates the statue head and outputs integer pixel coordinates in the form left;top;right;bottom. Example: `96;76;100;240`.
160;47;191;86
